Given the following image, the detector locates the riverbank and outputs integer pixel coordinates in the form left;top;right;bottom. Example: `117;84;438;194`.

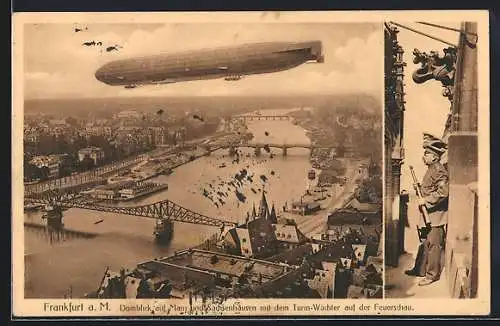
290;115;351;206
266;109;373;240
128;146;210;182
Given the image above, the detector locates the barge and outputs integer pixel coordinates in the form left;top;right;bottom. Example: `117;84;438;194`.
89;181;168;201
117;183;168;201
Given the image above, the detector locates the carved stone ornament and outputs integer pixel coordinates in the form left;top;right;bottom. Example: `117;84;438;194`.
411;47;457;100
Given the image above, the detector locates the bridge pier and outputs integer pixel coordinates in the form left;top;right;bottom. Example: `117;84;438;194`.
282;146;288;157
154;219;173;245
43;206;64;231
254;146;262;157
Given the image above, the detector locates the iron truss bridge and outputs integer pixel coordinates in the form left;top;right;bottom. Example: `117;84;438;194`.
25;196;237;228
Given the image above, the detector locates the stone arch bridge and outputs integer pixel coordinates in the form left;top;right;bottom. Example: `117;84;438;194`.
202;142;344;157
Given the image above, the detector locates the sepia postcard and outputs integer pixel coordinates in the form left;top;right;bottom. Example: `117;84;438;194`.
12;10;490;317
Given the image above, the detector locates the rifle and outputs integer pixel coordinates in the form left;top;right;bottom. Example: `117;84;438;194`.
409;166;432;241
95;266;110;298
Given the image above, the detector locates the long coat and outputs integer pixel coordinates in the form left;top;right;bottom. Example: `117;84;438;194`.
420;162;449;226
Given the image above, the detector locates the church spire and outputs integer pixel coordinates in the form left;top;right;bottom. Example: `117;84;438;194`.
252;203;257;219
259;187;269;219
269;203;277;223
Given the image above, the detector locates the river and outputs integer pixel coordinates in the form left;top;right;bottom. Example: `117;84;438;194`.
24;109;323;298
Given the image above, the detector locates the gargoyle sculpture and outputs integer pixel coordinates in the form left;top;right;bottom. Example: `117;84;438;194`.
412;47;457;87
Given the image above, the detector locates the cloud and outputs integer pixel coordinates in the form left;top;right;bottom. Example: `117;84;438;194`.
25;72;57;81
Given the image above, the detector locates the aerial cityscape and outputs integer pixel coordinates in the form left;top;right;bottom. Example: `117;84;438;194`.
22;22;383;301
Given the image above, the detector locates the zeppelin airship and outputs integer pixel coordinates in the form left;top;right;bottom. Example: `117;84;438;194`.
94;41;324;88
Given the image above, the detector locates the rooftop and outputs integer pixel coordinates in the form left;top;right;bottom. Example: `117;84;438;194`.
346;198;381;213
151;249;294;281
273;223;307;244
78;146;104;153
327;208;381;226
29;155;64;165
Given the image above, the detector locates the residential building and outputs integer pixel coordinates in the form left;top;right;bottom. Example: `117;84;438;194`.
290;201;321;215
29;154;64;178
273;223;308;250
224;217;278;258
78;146;105;165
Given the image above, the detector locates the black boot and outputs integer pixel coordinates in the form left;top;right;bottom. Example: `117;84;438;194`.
404;241;427;277
404;269;424;276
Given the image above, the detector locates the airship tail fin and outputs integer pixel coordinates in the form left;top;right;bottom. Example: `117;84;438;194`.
273;48;306;55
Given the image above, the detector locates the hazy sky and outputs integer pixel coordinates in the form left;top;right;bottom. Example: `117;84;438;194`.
24;22;381;100
392;22;462;190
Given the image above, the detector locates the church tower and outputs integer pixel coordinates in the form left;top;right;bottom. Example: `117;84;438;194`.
258;189;270;219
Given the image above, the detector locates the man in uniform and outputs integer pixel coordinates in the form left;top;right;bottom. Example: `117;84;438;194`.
404;133;449;286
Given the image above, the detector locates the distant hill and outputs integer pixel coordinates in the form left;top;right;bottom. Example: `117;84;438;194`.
24;93;380;119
